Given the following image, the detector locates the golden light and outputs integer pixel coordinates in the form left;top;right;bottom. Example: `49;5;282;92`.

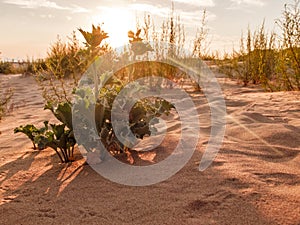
93;8;136;47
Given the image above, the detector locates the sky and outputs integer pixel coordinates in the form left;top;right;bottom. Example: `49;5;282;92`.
0;0;294;60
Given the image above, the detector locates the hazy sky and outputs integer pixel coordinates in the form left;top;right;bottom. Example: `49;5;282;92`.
0;0;293;60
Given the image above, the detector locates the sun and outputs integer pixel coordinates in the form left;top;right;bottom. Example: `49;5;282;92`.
93;8;136;48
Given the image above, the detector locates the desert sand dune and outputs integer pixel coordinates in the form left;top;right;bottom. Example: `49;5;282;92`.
0;73;300;225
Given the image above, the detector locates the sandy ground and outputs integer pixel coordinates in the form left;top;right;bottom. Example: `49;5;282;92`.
0;73;300;225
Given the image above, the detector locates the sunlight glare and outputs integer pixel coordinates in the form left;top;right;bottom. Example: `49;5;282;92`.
93;8;136;48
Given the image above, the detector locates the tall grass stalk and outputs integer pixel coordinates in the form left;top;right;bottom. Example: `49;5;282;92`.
218;0;299;92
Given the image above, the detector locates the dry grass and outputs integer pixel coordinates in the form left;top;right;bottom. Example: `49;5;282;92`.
217;0;300;91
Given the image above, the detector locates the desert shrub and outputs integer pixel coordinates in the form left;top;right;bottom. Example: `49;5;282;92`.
0;89;12;121
274;0;300;90
218;1;299;91
34;30;98;105
72;26;174;159
0;61;15;74
46;33;85;79
73;76;174;159
16;24;174;163
220;22;277;88
219;0;300;91
0;76;13;121
0;61;32;75
23;58;47;76
15;25;109;163
40;26;112;104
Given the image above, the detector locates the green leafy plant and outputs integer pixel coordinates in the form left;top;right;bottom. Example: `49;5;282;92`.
15;21;178;164
15;102;76;163
14;122;48;149
44;101;73;129
73;76;174;159
36;123;76;163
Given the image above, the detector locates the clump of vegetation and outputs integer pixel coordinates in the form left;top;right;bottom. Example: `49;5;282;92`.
219;21;277;88
218;0;300;91
15;24;175;164
0;60;39;75
0;78;13;121
14;25;109;163
0;90;12;121
33;30;99;105
15;102;76;163
73;76;174;159
274;0;300;90
14;122;48;150
73;25;174;159
23;58;47;76
15;0;298;164
0;61;15;74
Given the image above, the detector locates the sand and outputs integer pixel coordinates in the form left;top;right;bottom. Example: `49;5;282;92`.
0;72;300;225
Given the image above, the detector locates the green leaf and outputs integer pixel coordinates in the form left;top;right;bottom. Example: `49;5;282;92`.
34;135;49;150
14;124;39;142
45;102;73;130
50;124;66;139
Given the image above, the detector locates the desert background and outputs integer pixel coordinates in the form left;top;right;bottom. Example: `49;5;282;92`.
1;0;300;224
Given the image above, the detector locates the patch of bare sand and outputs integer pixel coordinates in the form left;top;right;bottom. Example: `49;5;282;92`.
0;74;299;225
